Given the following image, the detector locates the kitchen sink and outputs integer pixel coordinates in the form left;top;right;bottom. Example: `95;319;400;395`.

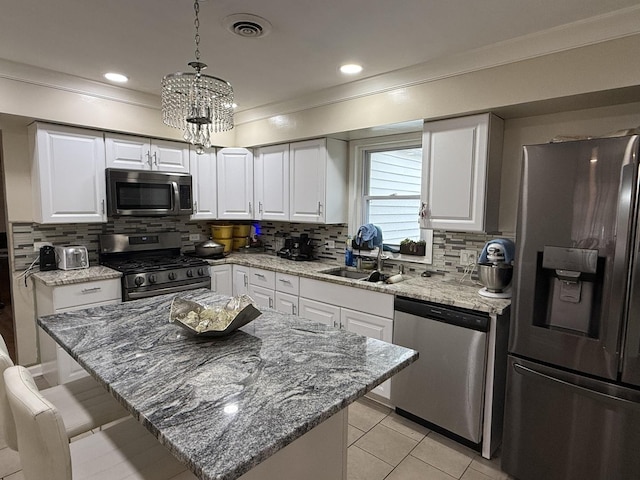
322;268;370;280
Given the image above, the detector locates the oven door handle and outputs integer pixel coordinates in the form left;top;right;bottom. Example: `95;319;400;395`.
126;281;210;301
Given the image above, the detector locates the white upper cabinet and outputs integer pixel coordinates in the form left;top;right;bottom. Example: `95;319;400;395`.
289;138;348;224
216;148;254;220
189;148;217;220
254;144;290;221
420;113;504;233
105;133;190;173
30;123;107;224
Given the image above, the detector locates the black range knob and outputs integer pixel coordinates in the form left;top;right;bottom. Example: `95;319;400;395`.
148;274;157;284
197;267;205;276
134;276;144;286
186;269;194;277
168;272;177;280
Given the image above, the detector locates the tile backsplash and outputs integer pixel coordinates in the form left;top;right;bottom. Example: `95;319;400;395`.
11;219;514;281
11;218;210;271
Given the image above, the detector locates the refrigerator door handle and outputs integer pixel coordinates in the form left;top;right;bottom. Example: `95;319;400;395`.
608;163;637;354
513;362;640;412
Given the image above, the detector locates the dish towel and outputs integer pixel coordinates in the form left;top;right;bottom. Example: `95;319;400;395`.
478;238;515;264
354;224;383;249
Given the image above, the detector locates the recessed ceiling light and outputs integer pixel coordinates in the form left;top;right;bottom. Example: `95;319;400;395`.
104;72;128;83
340;64;363;75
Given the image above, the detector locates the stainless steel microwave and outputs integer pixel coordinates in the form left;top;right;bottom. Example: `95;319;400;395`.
106;168;193;217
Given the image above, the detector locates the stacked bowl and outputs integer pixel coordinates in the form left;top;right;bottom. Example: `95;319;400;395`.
211;224;233;252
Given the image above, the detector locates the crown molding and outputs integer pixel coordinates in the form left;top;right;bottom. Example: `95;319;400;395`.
0;58;160;110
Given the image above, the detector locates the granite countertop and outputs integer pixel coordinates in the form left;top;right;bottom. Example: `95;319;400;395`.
37;288;417;480
31;265;122;286
209;253;511;315
31;253;510;315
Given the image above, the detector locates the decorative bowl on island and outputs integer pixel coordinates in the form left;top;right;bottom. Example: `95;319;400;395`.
169;295;261;337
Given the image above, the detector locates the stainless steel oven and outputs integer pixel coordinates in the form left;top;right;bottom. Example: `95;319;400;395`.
106;168;193;217
99;232;210;301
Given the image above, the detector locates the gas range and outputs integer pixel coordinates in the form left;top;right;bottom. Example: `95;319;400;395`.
100;232;211;301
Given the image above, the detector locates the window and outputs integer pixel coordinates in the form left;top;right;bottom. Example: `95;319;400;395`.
363;146;422;245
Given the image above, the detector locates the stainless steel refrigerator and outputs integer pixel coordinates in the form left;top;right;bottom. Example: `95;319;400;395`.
502;135;640;480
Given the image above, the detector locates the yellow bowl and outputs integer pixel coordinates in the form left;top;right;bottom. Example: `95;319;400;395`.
233;237;249;250
233;224;251;237
216;238;233;252
211;225;234;239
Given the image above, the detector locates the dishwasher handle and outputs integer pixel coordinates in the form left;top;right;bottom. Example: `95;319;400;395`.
394;296;489;332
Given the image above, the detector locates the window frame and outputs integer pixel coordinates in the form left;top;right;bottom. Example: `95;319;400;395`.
349;132;433;264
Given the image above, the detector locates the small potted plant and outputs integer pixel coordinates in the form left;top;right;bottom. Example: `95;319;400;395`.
400;238;426;256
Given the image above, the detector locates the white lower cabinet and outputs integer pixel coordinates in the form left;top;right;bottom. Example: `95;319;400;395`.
249;284;275;310
35;278;122;385
298;298;340;327
299;278;394;399
275;291;299;316
340;308;394;399
210;265;232;296
232;265;250;296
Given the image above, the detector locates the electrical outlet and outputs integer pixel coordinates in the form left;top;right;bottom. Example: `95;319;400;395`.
33;241;53;252
326;240;335;249
460;249;477;266
189;234;200;241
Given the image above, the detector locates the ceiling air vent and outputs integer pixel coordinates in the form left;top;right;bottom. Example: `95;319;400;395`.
223;14;272;38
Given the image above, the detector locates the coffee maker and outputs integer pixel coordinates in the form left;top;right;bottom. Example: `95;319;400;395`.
477;239;515;298
277;234;316;261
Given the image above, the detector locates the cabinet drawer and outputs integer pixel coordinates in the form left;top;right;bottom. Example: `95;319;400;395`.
299;278;393;318
249;267;276;289
51;279;121;310
275;272;299;295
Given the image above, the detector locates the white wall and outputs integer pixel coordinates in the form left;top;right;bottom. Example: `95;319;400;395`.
234;35;640;147
499;101;640;233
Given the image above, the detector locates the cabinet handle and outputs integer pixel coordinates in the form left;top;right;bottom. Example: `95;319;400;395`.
279;278;291;284
259;202;263;213
333;320;338;328
269;297;273;308
419;202;429;221
153;152;158;167
81;287;101;293
255;273;265;278
292;305;297;315
249;202;253;214
101;199;105;214
243;274;248;287
146;151;152;168
194;201;198;213
318;201;323;215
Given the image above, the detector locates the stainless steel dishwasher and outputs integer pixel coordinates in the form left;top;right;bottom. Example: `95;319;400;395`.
391;296;489;446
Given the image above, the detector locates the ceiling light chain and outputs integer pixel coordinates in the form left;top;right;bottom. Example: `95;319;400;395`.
161;0;234;154
193;0;200;62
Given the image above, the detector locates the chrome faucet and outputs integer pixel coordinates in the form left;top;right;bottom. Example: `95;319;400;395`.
377;245;387;272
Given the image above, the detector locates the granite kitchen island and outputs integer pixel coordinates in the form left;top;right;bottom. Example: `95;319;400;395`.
37;288;417;480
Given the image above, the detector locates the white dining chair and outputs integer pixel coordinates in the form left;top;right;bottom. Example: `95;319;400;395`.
0;334;126;450
4;365;196;480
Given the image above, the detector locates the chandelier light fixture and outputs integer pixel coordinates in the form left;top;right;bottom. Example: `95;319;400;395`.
161;0;234;154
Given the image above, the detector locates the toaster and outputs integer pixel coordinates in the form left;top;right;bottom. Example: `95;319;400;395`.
55;246;89;270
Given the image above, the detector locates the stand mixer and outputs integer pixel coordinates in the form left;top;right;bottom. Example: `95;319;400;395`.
477;239;515;298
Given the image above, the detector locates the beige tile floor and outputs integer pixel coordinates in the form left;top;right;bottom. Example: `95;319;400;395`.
347;397;514;480
0;396;514;480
